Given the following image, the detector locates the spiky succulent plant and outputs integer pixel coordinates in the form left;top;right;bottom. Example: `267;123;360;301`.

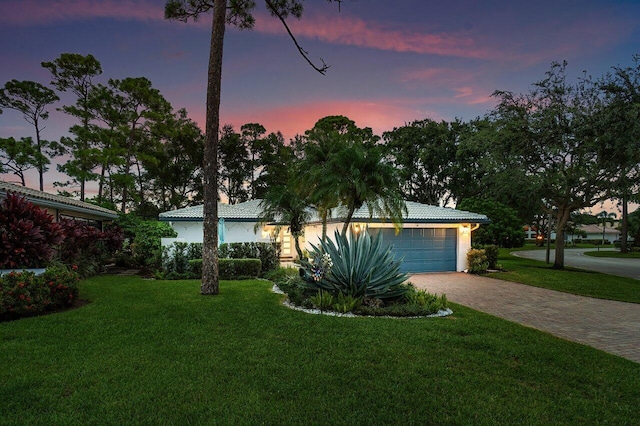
299;230;408;300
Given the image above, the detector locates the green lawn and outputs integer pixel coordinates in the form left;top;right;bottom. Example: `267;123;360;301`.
487;249;640;303
583;250;640;259
1;276;639;425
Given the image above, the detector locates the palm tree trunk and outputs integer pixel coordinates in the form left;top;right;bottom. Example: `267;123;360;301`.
294;235;303;259
341;206;356;237
321;209;328;243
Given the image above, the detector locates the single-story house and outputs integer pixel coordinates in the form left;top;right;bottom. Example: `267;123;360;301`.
159;199;489;273
566;224;620;243
0;181;118;230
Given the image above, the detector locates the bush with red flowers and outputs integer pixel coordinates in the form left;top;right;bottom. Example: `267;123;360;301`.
1;265;81;321
0;271;49;317
42;264;80;309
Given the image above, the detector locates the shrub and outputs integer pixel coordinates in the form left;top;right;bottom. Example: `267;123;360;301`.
0;265;80;320
187;243;203;260
299;230;409;300
181;258;262;280
467;248;488;274
162;242;249;279
0;271;48;317
219;258;262;280
263;266;298;284
131;221;177;269
188;259;202;278
218;242;280;274
484;244;499;270
403;284;448;311
0;192;63;268
280;276;310;307
332;292;362;313
310;290;334;310
162;242;190;276
56;219;123;277
42;264;80;309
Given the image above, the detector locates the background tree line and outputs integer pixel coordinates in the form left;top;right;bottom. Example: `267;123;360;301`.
2;54;639;266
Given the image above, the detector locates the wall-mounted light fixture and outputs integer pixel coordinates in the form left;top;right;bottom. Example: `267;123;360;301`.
461;224;470;235
352;223;367;235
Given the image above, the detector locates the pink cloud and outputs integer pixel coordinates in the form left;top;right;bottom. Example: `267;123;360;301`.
453;86;492;105
216;99;446;141
254;13;494;59
0;0;164;26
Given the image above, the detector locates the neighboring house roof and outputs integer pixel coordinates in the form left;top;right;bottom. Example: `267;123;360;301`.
159;199;264;222
577;224;619;235
159;199;489;225
0;181;118;220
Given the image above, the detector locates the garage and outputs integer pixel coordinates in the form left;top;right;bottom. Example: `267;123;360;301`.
369;227;458;273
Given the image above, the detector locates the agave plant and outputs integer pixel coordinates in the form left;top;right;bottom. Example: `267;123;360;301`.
299;230;408;300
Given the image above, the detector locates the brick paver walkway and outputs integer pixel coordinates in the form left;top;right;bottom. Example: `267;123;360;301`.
410;273;640;364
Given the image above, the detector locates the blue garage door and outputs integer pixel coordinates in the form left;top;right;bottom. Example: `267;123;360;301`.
369;228;457;273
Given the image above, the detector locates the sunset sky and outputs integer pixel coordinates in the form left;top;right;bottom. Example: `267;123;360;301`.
1;0;639;209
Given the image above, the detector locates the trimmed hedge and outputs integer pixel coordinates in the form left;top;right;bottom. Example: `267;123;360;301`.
163;242;278;279
218;242;280;274
187;258;261;280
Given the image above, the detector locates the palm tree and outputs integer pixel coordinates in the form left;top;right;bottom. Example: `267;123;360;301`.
596;210;617;246
297;117;346;243
300;115;407;239
333;142;407;236
257;165;311;260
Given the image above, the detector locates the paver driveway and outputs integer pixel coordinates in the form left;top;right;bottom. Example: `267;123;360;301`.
411;272;640;364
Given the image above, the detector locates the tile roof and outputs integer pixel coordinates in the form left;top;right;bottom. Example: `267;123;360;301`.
578;224;619;235
159;199;265;221
0;180;118;219
160;199;489;224
319;201;489;224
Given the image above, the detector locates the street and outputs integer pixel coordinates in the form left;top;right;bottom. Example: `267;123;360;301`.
513;248;640;280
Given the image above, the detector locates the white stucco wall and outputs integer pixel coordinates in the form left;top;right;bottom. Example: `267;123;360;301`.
303;223;342;250
161;220;270;246
224;222;271;244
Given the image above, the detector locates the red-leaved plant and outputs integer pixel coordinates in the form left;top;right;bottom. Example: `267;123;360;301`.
0;192;63;269
57;219;124;276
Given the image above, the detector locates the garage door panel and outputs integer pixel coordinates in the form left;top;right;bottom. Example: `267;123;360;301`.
369;228;457;273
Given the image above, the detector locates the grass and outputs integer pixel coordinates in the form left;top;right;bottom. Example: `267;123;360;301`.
1;276;639;425
583;250;640;259
487;249;640;303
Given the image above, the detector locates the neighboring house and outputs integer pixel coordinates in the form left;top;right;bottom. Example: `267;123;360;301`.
159;199;489;273
159;199;270;247
566;224;620;243
0;181;119;230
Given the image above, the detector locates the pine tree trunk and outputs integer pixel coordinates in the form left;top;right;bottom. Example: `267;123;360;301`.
200;0;226;295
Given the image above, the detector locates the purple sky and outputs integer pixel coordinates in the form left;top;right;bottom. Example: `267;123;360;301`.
1;0;639;212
